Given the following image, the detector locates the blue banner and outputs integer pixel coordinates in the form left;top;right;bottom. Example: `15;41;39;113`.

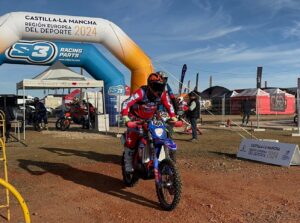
179;64;187;95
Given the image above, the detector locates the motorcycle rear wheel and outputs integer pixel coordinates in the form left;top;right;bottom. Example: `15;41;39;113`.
60;119;71;131
121;152;139;187
55;118;62;130
156;159;181;211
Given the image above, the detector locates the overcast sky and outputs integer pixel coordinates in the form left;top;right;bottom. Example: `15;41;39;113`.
1;0;300;94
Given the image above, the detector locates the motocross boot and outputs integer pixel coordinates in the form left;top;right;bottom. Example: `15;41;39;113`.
124;147;134;173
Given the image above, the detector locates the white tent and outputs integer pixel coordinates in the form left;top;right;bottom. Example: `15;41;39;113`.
16;61;106;140
264;88;294;97
17;61;104;89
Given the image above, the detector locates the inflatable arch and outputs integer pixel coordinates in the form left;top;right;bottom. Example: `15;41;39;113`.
0;12;154;91
0;40;125;124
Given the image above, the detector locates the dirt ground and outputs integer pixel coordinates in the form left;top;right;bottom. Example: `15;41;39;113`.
1;115;300;223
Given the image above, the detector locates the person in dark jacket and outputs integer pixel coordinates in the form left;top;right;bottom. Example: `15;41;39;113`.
186;90;200;141
1;105;15;143
241;98;252;126
34;97;48;131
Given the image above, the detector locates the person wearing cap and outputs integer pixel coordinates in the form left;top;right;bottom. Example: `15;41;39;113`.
186;90;200;141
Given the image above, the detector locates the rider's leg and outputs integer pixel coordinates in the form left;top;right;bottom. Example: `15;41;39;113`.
124;130;139;173
124;147;134;172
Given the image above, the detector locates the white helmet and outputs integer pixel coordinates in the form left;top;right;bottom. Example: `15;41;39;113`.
178;96;184;103
73;97;80;103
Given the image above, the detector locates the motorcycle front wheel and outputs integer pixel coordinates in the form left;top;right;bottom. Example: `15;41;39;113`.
121;152;139;187
156;159;181;211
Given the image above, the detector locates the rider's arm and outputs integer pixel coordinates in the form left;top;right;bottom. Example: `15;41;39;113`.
161;92;176;118
121;88;144;116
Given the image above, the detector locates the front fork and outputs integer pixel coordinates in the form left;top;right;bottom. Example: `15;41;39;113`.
148;132;161;185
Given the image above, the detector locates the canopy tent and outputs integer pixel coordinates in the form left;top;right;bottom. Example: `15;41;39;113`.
230;88;269;115
17;61;104;89
264;88;295;114
16;61;106;140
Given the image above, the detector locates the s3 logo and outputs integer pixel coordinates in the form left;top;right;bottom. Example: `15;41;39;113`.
108;85;125;95
5;40;58;64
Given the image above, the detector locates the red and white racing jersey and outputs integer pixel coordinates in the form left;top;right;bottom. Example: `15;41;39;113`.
121;87;175;119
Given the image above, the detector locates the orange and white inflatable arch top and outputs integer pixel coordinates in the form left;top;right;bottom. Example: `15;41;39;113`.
0;12;154;92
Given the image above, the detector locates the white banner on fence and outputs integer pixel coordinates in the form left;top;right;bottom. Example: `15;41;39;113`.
237;139;300;166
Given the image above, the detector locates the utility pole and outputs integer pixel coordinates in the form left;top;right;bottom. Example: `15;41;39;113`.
209;75;212;88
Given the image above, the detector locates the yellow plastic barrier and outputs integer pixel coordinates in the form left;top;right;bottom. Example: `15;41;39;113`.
0;113;30;222
0;137;10;221
0;178;31;223
0;110;5;142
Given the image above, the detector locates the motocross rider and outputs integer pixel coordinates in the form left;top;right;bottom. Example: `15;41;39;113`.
121;72;177;173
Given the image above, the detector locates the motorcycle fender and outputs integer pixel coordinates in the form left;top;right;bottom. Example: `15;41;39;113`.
164;138;177;151
158;146;166;161
142;146;165;163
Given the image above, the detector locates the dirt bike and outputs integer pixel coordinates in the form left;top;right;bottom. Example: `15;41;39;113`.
55;111;77;131
56;107;95;131
121;116;182;211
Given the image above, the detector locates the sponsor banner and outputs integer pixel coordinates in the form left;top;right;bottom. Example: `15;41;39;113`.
237;139;300;166
22;13;98;41
6;40;58;64
21;79;103;88
256;66;263;89
195;73;199;91
4;40;86;64
108;85;125;95
270;93;286;112
179;64;187;95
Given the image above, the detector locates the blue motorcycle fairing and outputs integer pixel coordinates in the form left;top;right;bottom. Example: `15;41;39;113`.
148;121;167;140
164;138;177;151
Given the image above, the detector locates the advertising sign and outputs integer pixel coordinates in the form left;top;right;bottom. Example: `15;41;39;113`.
237;139;300;166
256;66;263;89
270;93;286;112
179;64;187;95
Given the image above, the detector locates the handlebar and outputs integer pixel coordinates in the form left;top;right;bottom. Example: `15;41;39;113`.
126;121;138;128
126;119;183;128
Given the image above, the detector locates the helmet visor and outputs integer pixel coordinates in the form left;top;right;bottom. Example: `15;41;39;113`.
150;82;165;93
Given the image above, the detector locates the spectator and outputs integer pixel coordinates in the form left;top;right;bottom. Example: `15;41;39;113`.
33;97;48;131
1;105;15;143
241;98;252;126
186;90;200;142
82;100;96;129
